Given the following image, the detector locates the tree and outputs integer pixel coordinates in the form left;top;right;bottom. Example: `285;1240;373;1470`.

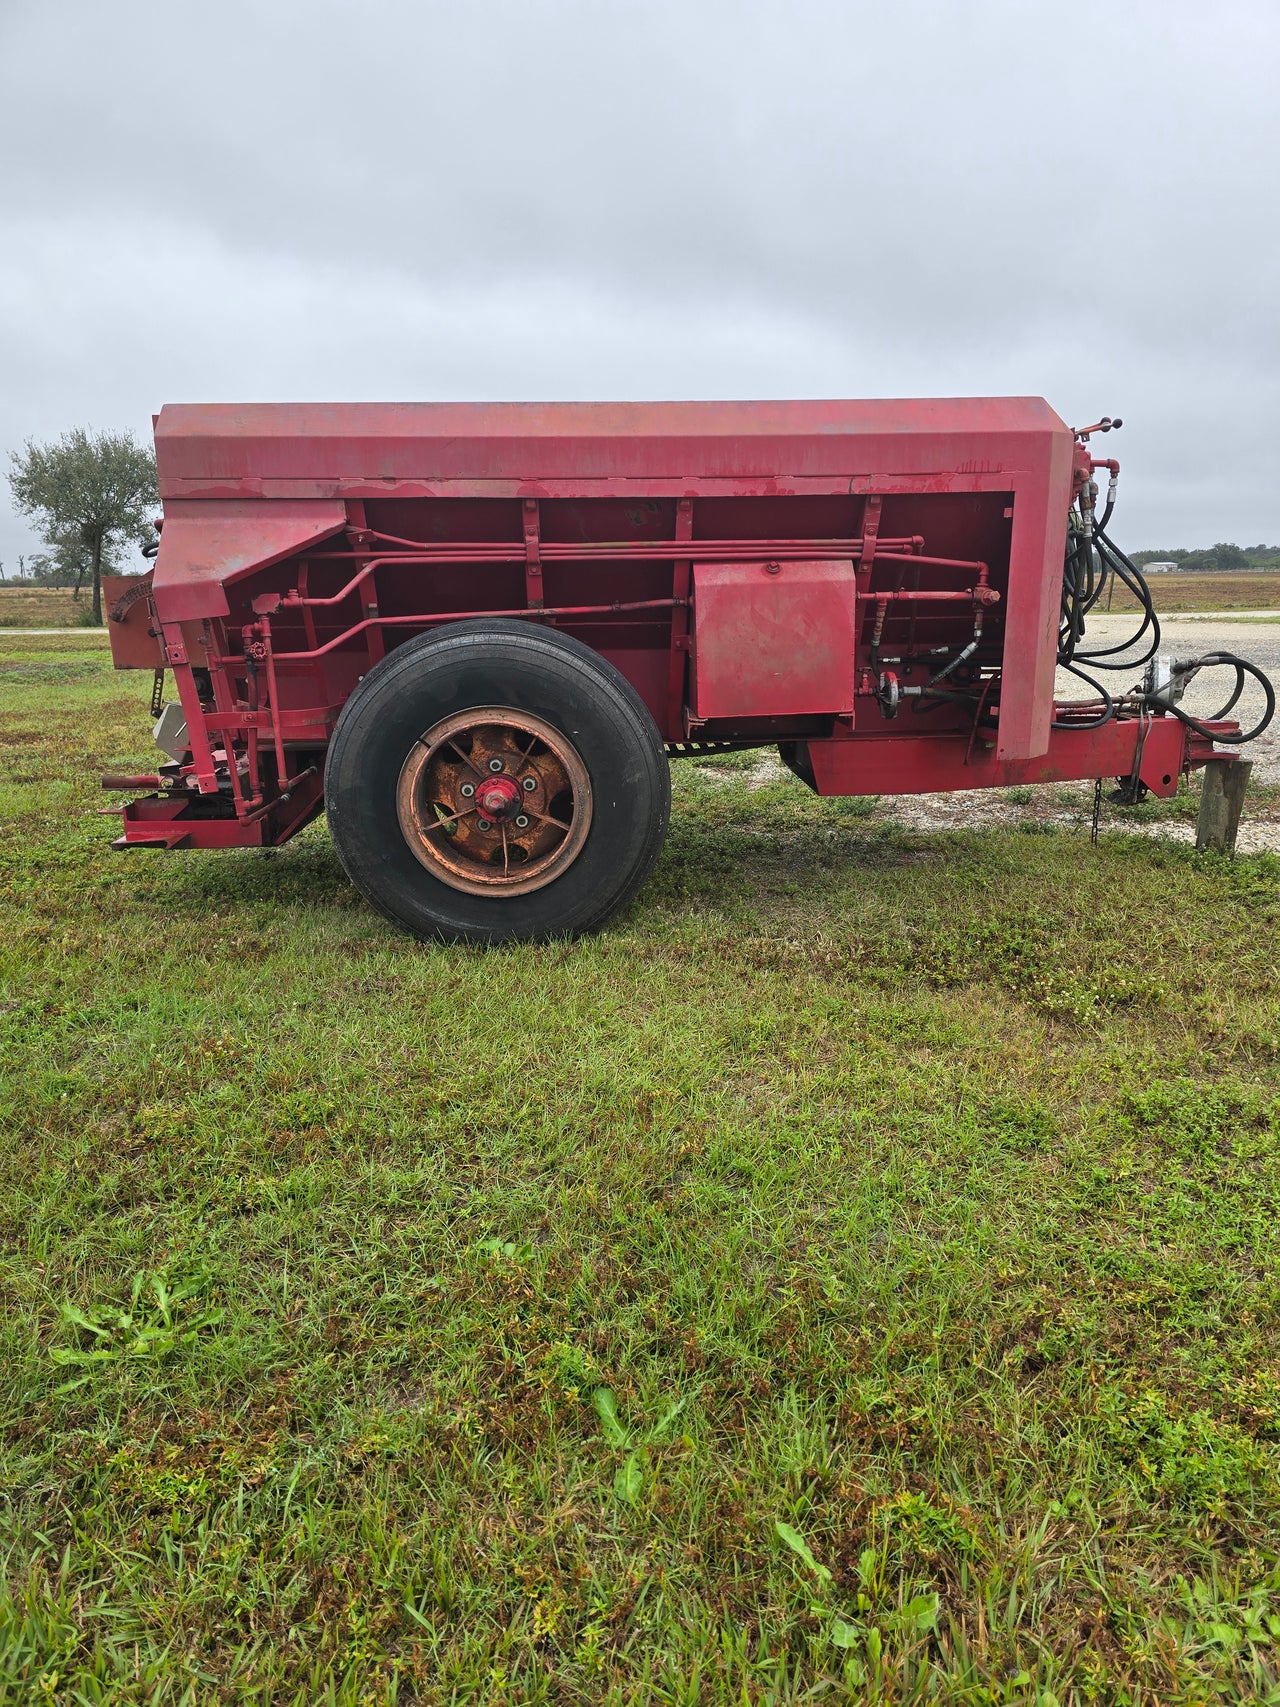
1209;542;1249;571
7;428;158;623
27;527;96;591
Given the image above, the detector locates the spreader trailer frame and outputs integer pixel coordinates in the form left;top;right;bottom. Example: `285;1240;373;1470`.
102;399;1271;941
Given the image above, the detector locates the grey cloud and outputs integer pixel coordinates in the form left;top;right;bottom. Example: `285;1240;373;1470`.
1;0;1277;567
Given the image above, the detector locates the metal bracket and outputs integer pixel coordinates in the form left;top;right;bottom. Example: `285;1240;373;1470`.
666;497;694;736
858;494;882;580
523;499;543;609
162;631;218;793
346;500;383;663
109;575;154;624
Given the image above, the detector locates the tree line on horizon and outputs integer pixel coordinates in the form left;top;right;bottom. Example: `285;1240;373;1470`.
1130;543;1280;572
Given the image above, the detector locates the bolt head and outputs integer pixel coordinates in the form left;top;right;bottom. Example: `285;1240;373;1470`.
488;758;504;772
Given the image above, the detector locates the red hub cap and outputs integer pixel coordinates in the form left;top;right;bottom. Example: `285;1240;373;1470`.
475;775;521;821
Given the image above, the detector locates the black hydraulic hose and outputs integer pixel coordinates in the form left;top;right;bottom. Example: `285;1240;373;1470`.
1056;524;1161;744
925;638;979;690
1157;653;1275;745
1059;531;1093;662
905;638;986;716
1074;532;1162;668
910;687;983;715
1052;659;1115;730
1059;530;1153;664
1196;663;1246;723
1056;494;1272;747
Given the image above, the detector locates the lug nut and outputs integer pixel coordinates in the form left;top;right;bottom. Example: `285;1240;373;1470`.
488;758;504;772
460;782;475;798
514;814;529;828
522;775;536;791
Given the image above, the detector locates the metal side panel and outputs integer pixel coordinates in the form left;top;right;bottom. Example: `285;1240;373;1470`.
995;430;1076;763
690;559;856;722
153;397;1068;492
150;498;349;623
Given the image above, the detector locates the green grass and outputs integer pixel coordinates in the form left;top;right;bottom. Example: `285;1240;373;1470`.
3;633;1280;1704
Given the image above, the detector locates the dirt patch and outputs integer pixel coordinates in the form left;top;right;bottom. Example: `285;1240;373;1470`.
697;755;1280;854
875;784;1280;855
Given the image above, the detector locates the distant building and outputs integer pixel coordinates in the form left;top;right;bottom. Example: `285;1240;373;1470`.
1145;561;1178;573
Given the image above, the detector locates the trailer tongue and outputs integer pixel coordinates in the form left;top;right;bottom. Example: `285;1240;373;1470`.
103;399;1272;942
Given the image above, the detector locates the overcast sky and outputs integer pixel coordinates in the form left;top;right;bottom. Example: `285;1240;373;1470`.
2;0;1277;572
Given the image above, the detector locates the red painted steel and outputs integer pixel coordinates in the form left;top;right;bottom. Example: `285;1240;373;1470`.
102;575;164;669
151;398;1067;493
103;398;1243;857
801;716;1205;799
151;499;348;621
691;561;857;721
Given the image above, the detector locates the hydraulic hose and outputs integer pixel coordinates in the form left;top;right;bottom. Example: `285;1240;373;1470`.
1056;453;1272;747
1058;517;1161;728
1052;659;1116;730
1079;531;1162;666
925;638;979;689
1071;530;1162;669
1153;653;1275;745
910;686;984;715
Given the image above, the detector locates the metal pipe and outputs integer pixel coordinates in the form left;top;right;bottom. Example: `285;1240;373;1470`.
215;597;685;666
879;589;995;603
262;635;288;783
241;585;995;672
284;541;979;608
240;765;319;824
358;529;923;559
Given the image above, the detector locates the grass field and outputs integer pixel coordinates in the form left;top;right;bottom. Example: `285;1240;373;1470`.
1105;572;1280;615
2;632;1280;1704
0;587;91;628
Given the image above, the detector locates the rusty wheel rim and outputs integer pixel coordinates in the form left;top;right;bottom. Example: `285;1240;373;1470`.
396;707;593;896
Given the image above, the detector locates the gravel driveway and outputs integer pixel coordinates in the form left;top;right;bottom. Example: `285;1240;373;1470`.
869;613;1280;852
1061;615;1280;784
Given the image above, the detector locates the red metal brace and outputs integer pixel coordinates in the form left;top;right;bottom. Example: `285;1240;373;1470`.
857;494;882;592
159;623;220;794
523;499;544;610
666;497;694;737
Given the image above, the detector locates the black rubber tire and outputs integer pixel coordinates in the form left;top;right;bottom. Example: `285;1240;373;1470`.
324;619;670;943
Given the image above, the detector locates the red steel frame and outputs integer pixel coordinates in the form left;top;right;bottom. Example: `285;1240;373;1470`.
104;400;1241;849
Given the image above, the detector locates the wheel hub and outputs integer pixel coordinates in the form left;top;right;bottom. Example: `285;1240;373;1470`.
396;706;593;896
474;774;521;822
